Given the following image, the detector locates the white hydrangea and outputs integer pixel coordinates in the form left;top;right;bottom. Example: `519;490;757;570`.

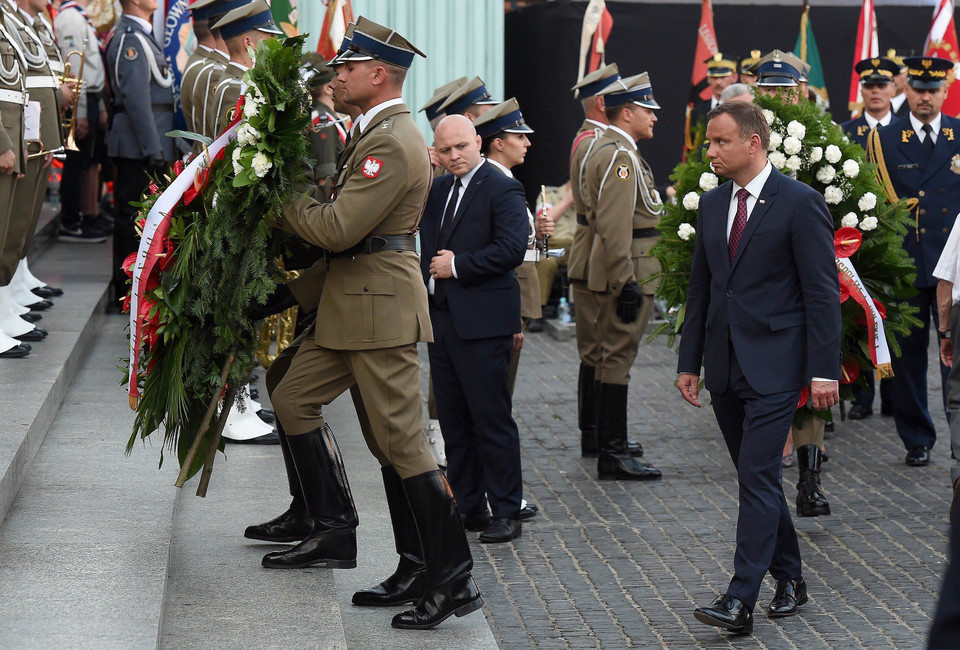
816;165;836;184
809;146;823;163
824;185;844;205
825;144;842;164
768;151;787;169
763;109;775;126
783;136;802;155
682;191;700;211
251;151;273;178
677;222;696;241
859;216;878;231
699;172;718;192
768;132;783;151
231;146;243;175
785;155;803;172
841;212;859;228
858;191;877;211
786;120;806;140
842;159;860;178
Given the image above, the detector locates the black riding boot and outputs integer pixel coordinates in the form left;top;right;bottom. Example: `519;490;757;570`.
579;364;599;456
795;444;831;517
262;425;358;568
391;470;483;630
596;383;660;480
244;424;314;542
352;466;427;606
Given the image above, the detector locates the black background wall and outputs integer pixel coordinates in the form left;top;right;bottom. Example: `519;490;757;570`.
505;0;946;200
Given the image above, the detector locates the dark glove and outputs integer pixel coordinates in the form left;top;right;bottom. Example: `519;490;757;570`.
616;281;643;324
250;283;297;321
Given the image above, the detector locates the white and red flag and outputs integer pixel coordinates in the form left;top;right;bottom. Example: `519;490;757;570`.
316;0;353;60
688;0;719;105
576;0;613;85
924;0;960;116
848;0;878;116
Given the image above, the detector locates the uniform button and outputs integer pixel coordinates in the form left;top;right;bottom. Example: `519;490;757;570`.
920;208;926;215
944;209;950;214
919;190;926;197
726;290;734;297
363;286;369;292
944;228;950;234
920;227;927;234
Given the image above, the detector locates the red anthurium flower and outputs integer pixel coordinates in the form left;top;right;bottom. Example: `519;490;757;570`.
874;299;887;320
122;251;139;278
148;181;160;195
834;227;862;258
797;386;810;408
173;160;185;176
840;359;860;385
839;281;850;303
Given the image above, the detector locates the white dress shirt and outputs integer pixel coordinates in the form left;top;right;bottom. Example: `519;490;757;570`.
864;110;892;130
726;160;773;240
910;111;942;145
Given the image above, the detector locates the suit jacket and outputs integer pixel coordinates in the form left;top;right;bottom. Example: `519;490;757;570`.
677;166;841;395
840;115;872;149
870;113;960;288
282;102;433;350
420;160;527;340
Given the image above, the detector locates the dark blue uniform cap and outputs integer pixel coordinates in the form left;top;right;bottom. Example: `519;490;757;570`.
334;16;426;70
202;0;250;25
904;56;954;89
474;98;534;139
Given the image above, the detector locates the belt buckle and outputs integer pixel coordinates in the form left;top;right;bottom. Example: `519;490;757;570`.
367;235;387;253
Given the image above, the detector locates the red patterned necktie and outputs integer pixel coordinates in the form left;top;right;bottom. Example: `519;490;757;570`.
729;188;750;263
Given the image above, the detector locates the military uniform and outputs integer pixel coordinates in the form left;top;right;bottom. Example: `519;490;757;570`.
0;11;25;290
207;60;244;136
180;44;225;139
868;56;960;462
685;53;735;155
308;98;343;180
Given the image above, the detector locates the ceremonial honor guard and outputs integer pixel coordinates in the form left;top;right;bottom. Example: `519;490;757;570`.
739;50;760;86
105;0;176;302
568;63;641;458
686;53;736;154
868;56;960;466
179;0;237;144
583;73;664;481
842;57;898;149
437;75;499;122
301;52;342;182
268;17;482;630
887;49;910;118
419;76;466;131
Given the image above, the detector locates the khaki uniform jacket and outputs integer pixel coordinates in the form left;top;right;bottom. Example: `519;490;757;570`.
282;102;433;350
568;120;604;283
0;12;27;173
584;127;662;296
180;45;223;138
9;9;61;152
308;99;342;181
208;60;243;138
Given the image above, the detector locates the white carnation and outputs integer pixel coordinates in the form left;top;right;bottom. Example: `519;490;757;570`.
237;123;260;146
841;212;859;228
768;151;787;169
858;191;877;211
809;146;823;163
768;132;783;151
816;165;836;184
243;100;260;119
699;172;718;192
859;216;878;231
677;222;696;241
251;151;273;178
786;120;806;140
682;191;700;211
825;144;842;164
231;146;243;175
212;193;219;209
842;159;860;178
783;136;802;155
763;109;775;126
824;185;844;205
785;155;803;172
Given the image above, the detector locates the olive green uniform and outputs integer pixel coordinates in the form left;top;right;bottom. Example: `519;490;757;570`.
180;44;225;143
206;59;243;138
0;13;24;286
307;98;342;182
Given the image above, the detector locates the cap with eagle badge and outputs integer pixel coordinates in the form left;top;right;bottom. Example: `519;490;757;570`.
886;48;907;71
473;98;534;140
753;50;800;88
855;57;899;85
571;62;620;99
439;76;499;115
419;77;468;122
211;0;283;40
739;50;761;77
707;53;737;78
904;56;954;89
596;72;660;110
334;16;425;70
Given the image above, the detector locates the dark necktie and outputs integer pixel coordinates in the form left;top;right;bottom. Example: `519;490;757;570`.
729;188;750;263
922;123;935;156
438;178;463;244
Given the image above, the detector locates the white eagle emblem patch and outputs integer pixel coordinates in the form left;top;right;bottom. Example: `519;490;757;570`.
616;164;630;180
362;156;383;178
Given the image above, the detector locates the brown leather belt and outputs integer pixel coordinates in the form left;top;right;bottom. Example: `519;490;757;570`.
325;233;418;258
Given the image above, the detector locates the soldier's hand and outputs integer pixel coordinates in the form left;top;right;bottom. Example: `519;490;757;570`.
616;282;643;324
0;148;15;174
535;208;554;238
60;81;77;108
75;117;89;141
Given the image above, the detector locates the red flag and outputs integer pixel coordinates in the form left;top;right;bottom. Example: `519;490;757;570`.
848;0;878;116
317;0;354;60
576;0;614;84
689;0;719;105
924;0;960;115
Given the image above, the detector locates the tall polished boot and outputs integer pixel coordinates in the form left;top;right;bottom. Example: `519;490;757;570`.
579;364;599;456
262;425;358;568
596;383;661;480
795;444;831;517
353;466;427;606
391;470;483;630
244;424;313;542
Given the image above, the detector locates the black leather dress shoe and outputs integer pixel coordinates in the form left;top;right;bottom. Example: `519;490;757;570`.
479;517;521;543
18;328;47;341
598;454;662;480
848;404;873;420
767;577;807;617
31;286;58;299
225;430;280;445
39;284;63;297
256;408;276;424
244;508;313;543
906;446;931;466
21;311;40;323
25;299;52;311
694;594;753;634
582;439;644;458
461;512;492;532
526;318;544;332
0;344;29;358
519;504;538;520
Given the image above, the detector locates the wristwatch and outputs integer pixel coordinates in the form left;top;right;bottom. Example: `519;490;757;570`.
939;329;952;340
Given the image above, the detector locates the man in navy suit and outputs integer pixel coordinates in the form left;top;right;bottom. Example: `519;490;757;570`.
676;101;841;635
868;56;960;467
422;114;528;544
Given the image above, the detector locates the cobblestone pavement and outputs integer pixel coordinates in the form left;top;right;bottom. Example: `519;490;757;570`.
463;326;952;648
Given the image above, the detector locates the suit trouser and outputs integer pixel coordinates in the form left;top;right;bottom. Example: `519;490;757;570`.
112;158;151;299
946;303;960;485
0;154;44;281
929;495;960;646
890;286;949;451
571;280;601;368
0;174;19;285
710;343;802;612
428;307;522;518
270;329;436;480
594;290;654;385
60;93;102;224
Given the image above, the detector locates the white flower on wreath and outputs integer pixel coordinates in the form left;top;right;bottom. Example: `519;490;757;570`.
860;216;878;231
786;120;806;140
699;172;718;191
841;212;859;228
237;123;261;146
212;192;219;209
768;151;787;169
809;146;823;163
682;191;700;211
785;155;803;172
858;191;877;211
824;185;844;205
763;109;775;126
824;144;842;164
783;135;802;155
251;151;273;178
816;165;836;184
677;222;696;241
842;159;860;178
231;146;243;175
768;131;783;151
243;99;261;119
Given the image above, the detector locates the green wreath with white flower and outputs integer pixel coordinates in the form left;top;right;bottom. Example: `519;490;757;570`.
651;93;921;425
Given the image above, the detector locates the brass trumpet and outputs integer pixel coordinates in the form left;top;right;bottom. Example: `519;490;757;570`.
59;47;87;152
